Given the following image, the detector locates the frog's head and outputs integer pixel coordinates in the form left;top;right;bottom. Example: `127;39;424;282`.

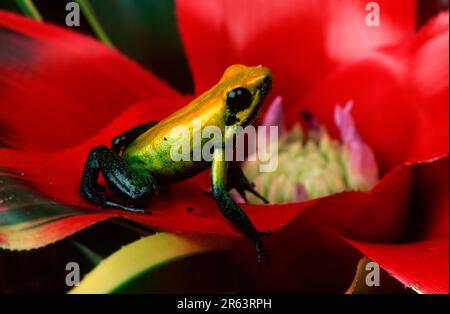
218;64;272;128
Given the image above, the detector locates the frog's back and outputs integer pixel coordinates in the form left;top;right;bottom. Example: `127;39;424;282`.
122;91;225;183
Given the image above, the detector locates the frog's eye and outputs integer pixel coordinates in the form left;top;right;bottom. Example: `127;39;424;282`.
226;87;252;112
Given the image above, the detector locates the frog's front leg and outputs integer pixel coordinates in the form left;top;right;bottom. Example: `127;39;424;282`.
211;148;270;266
80;145;156;214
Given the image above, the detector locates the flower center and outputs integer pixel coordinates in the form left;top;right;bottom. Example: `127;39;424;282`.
241;101;379;204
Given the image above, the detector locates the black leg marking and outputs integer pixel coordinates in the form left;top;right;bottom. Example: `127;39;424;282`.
111;121;158;153
213;188;271;267
80;146;156;214
226;162;269;204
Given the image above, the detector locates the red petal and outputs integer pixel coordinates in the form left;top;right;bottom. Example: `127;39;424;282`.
348;237;448;294
408;12;449;163
347;156;448;293
0;11;178;152
176;0;415;107
232;157;448;293
292;12;449;172
232;217;361;293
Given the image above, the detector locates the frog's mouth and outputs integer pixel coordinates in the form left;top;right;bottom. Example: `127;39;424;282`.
246;75;272;126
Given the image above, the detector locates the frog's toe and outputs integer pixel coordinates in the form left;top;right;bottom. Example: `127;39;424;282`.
122;206;151;215
102;200;151;215
255;239;270;268
225;162;269;204
121;206;151;215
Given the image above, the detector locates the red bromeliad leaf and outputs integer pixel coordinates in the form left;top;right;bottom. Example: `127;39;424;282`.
0;10;177;152
231;157;448;294
348;237;448;294
347;156;449;294
291;12;449;173
407;12;449;163
231;214;363;293
176;0;416;109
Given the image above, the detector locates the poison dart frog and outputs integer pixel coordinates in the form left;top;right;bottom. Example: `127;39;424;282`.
80;64;272;265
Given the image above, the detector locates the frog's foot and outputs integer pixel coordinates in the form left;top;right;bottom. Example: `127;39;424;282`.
80;145;156;214
255;231;272;266
255;238;270;268
100;200;150;215
226;162;269;204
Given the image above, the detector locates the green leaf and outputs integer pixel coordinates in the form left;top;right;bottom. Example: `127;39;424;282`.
0;1;21;14
70;240;104;266
76;0;114;47
14;0;43;21
87;0;193;94
69;232;234;294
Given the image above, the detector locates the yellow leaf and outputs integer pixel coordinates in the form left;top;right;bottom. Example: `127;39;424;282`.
69;232;230;294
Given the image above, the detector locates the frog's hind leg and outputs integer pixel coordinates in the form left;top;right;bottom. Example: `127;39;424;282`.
80;145;156;214
111;121;158;153
90;121;158;194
